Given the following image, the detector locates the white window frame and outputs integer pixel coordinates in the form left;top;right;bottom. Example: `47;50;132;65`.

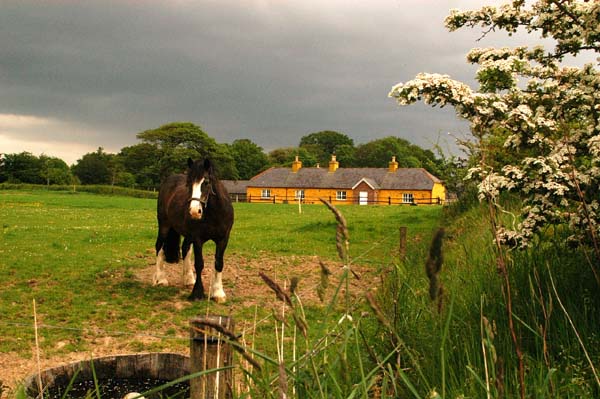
336;191;347;201
403;193;414;204
295;190;305;200
261;189;271;199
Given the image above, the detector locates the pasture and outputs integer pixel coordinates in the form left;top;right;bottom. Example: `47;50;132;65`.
0;189;442;389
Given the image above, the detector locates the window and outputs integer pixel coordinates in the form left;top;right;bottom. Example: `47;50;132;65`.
295;190;305;200
261;189;271;199
336;191;347;201
403;193;414;204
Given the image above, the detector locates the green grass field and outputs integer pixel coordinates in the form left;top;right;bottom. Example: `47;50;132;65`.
2;189;599;397
0;190;441;358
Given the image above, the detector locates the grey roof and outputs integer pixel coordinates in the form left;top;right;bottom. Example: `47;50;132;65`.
221;180;251;194
249;167;442;190
353;177;380;190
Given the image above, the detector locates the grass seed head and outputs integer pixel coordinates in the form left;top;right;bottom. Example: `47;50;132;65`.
366;291;393;332
320;198;350;262
289;276;300;295
317;260;331;302
428;275;440;300
425;228;445;300
272;309;288;326
259;272;293;307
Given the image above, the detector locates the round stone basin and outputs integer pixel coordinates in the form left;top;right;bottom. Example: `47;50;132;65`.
24;353;190;399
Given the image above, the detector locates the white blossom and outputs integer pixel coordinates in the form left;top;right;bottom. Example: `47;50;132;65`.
392;0;600;248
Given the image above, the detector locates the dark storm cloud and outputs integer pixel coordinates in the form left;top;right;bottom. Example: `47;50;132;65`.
0;0;513;161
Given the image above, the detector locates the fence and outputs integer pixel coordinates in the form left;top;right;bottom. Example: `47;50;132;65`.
242;194;444;205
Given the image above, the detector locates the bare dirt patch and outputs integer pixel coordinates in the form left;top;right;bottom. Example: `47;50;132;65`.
136;252;371;306
0;253;376;397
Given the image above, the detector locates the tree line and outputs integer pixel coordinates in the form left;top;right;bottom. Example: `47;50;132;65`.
0;122;462;191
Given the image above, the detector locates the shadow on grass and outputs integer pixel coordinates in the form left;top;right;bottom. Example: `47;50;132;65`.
113;280;182;302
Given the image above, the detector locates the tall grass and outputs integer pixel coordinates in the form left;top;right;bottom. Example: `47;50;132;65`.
243;194;600;397
367;195;600;398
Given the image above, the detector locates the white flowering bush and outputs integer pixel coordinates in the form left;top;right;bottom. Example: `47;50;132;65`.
390;0;600;251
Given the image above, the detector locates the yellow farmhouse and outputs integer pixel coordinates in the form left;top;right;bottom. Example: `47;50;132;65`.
246;155;446;205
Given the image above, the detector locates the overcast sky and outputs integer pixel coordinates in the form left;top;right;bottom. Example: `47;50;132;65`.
0;0;547;164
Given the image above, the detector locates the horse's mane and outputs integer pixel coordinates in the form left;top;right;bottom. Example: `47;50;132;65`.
213;177;230;201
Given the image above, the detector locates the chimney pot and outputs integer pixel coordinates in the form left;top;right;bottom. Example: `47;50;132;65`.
292;156;302;172
328;154;339;173
389;156;399;172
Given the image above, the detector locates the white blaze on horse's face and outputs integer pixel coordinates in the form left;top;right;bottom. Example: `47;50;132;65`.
189;177;205;220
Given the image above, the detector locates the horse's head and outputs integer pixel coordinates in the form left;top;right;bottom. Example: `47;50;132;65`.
186;157;215;220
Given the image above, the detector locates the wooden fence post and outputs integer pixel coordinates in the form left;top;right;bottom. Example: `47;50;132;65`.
189;315;235;399
399;226;407;263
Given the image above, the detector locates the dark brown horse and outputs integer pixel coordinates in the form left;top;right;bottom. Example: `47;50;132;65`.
153;158;234;302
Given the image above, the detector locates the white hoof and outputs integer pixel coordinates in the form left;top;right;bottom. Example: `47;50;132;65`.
183;274;196;286
153;275;169;286
210;271;226;303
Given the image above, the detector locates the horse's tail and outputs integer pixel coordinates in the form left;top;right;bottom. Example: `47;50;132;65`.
162;228;181;263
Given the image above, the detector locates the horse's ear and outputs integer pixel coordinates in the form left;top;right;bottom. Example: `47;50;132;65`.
203;158;214;174
187;158;194;169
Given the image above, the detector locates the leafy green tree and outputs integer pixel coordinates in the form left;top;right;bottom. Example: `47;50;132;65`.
107;155;127;186
137;122;238;180
118;143;162;189
160;146;203;177
137;122;218;153
354;137;414;167
40;155;72;185
333;143;357;167
0;152;44;184
210;144;239;180
442;157;470;197
72;148;112;185
299;130;354;165
228;139;269;180
353;136;443;174
268;147;318;167
115;171;136;188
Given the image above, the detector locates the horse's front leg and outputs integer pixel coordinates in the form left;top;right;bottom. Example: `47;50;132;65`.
210;237;229;304
188;240;206;301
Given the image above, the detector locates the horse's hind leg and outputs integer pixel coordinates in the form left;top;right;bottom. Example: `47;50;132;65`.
210;237;229;303
181;237;196;286
153;244;169;286
153;226;172;286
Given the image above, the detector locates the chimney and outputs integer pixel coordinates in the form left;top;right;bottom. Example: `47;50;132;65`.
328;154;339;173
292;155;302;173
388;156;399;172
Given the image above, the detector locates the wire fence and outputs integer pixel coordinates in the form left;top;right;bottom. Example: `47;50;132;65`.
233;194;444;205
